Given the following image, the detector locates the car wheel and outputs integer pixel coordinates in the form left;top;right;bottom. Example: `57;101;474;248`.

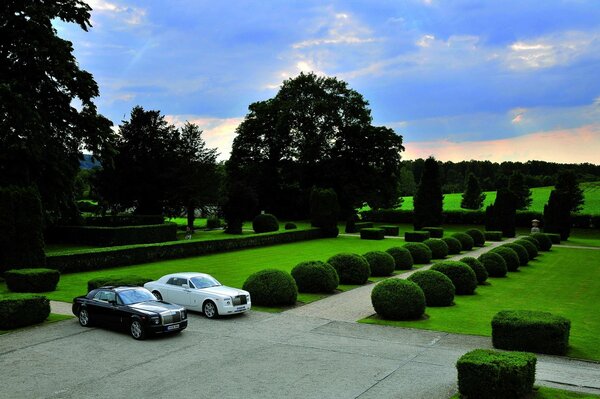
130;319;146;340
152;291;163;301
78;307;91;327
203;301;218;319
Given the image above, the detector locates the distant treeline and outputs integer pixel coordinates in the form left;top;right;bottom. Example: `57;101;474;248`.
400;159;600;195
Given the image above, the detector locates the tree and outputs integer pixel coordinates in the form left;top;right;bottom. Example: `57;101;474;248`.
413;157;444;230
461;173;486;210
508;171;532;210
554;170;584;213
544;190;571;240
398;166;416;197
222;181;258;234
309;187;340;237
485;188;517;237
0;0;115;221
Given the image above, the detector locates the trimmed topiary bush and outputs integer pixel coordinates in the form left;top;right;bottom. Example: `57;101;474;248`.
423;238;449;259
362;251;395;277
465;228;485;247
284;222;297;230
478;252;508;277
515;239;538;260
242;269;298;306
546;233;561;244
422;227;443;238
326;253;370;285
431;261;477;295
291;261;338;293
520;235;540;250
484;231;503;241
531;233;552;251
460;257;488;284
252;213;279;233
87;275;153;291
360;228;385;240
456;349;536;399
206;216;221;229
354;222;373;231
371;279;425;320
490;246;520;272
492;310;571;355
503;243;529;266
380;225;399;236
451;232;474;251
442;237;462;255
5;268;60;292
0;294;50;329
404;231;430;242
408;270;455;306
403;243;432;264
385;247;414;270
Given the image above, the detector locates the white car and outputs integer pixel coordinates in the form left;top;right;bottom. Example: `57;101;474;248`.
144;273;251;319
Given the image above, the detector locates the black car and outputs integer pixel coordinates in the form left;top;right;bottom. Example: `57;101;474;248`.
72;286;188;340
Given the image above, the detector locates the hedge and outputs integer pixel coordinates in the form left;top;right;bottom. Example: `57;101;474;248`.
252;213;279;233
422;227;443;238
360;228;385;240
492;310;571;355
442;237;462;255
403;243;432;264
451;232;474;251
0;294;50;329
520;235;541;250
478;252;508;277
484;231;503;241
460;257;488;284
514;239;538;260
49;223;178;247
242;269;297;306
404;231;430;242
47;228;325;274
407;270;455;307
83;215;164;226
430;261;477;295
284;222;297;230
371;279;425;320
423;238;449;259
5;269;60;292
362;251;395;277
546;233;561;244
326;253;371;285
379;225;399;236
456;349;536;399
291;261;339;293
503;243;529;266
87;275;152;292
466;228;486;247
354;222;374;231
385;247;414;270
490;246;520;272
531;233;553;251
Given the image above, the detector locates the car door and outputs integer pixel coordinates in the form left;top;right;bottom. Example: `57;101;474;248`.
90;290;117;325
164;277;191;306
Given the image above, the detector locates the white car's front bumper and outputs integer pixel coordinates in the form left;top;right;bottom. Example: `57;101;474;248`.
216;301;252;315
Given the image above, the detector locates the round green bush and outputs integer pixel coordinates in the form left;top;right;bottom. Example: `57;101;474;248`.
252;213;279;233
407;270;455;306
284;222;297;230
242;269;298;306
531;233;552;251
430;261;478;295
478;252;508;277
0;294;50;329
5;268;60;293
503;243;529;266
362;251;396;277
326;253;371;284
403;243;432;264
371;279;425;320
465;228;485;247
423;238;449;259
490;246;520;272
459;256;488;284
87;275;152;292
442;237;462;255
451;232;475;251
385;247;414;270
515;239;538;260
521;235;541;250
291;261;339;293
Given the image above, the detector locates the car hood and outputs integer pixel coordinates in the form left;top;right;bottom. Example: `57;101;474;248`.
129;301;183;314
199;286;248;297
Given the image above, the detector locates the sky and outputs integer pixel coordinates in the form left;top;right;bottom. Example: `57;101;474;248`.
56;0;600;163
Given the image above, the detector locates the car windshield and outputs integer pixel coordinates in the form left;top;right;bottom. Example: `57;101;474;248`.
190;276;221;289
118;288;157;305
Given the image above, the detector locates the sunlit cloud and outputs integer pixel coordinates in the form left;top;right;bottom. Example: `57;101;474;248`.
87;0;146;26
416;34;435;48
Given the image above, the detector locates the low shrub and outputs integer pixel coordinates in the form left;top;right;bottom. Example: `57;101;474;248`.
460;257;488;284
242;269;297;306
503;243;529;266
354;222;373;231
360;228;385;240
478;252;508;277
465;228;486;247
407;270;455;306
423;238;449;259
284;222;297;230
531;233;552;251
546;233;561;244
362;251;396;277
403;243;432;264
379;225;399;236
87;275;152;292
456;349;536;399
490;246;520;272
5;268;60;293
422;227;443;238
49;223;178;247
430;261;477;295
371;279;425;320
520;235;541;250
291;261;338;293
515;239;538;260
484;231;503;241
0;294;50;329
404;231;430;242
385;247;414;270
442;237;462;255
252;213;279;233
492;310;571;355
326;253;370;285
206;216;222;229
451;232;475;251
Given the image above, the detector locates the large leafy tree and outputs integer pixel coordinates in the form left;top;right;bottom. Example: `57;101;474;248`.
461;173;486;210
413;157;444;230
508;171;532;210
228;72;404;218
0;0;115;220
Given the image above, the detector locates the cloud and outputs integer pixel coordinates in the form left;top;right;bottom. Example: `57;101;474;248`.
416;34;435;48
86;0;146;26
291;11;376;49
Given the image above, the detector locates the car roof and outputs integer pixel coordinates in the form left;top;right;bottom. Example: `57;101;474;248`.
97;286;147;292
162;272;212;279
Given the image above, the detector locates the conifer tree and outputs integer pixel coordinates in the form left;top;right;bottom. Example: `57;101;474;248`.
461;173;486;210
413;157;443;230
544;190;571;240
485;188;517;237
508;171;532;210
555;170;584;213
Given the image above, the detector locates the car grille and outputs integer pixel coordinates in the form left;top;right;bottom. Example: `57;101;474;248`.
161;310;183;325
233;295;247;306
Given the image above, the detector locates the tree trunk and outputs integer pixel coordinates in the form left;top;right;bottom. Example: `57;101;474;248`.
187;203;195;229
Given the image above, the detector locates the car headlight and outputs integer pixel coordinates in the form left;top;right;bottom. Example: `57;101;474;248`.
224;297;232;305
150;316;160;325
181;309;187;319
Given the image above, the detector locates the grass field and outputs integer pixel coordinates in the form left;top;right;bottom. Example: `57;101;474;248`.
360;246;600;362
450;386;600;399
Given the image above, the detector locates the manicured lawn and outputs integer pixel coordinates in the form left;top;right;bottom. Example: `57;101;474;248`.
0;314;73;335
451;386;600;398
361;247;600;361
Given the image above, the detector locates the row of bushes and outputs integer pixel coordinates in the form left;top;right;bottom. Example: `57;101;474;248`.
82;215;165;227
4;269;60;293
48;223;178;247
0;294;51;329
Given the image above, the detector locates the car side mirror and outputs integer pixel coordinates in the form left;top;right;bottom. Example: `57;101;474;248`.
109;300;117;306
182;284;189;289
